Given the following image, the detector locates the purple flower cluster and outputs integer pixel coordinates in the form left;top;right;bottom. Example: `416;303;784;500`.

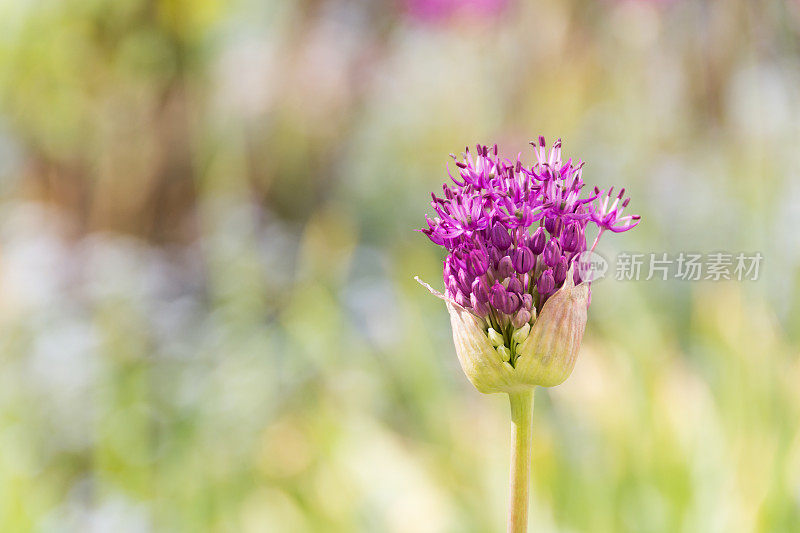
421;137;639;330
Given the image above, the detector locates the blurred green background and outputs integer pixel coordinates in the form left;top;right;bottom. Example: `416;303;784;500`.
0;0;799;531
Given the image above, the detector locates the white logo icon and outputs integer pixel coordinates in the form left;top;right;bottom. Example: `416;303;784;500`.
575;251;608;282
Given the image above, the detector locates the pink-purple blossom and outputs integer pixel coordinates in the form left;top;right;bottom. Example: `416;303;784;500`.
420;137;639;326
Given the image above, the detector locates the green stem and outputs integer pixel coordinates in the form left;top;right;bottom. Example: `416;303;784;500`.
507;389;534;533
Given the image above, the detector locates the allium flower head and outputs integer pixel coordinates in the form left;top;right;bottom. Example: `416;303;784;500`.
419;138;639;392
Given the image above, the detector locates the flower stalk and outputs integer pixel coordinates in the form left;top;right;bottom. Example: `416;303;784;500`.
507;389;534;533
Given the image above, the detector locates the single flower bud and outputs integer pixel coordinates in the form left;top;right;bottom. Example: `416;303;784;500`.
487;327;504;347
512;246;535;274
447;275;459;296
554;256;568;286
454;289;468;308
497;345;512;362
512;322;531;344
507;277;523;295
505;292;521;314
512;308;531;329
458;269;471;293
544;216;556;234
490;247;502;267
491;223;512;250
490;282;509;311
543;238;561;267
514;271;589;387
470;293;489;317
468;248;489;276
530;227;546;255
561;222;582;252
472;278;489;303
497;256;514;279
536;269;555;296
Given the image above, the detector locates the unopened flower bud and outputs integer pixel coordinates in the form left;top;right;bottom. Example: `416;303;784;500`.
544;216;556;234
487;327;504;347
554;256;568;286
573;267;582;285
543;238;561;267
562;222;582;252
530;227;546;255
497;345;512;362
455;290;468;308
497;256;514;279
512;309;531;329
472;278;489;303
512;322;531;343
490;282;508;311
491;223;512;250
512;246;535;274
490;247;502;266
536;269;555;296
507;277;523;295
470;293;489;317
505;292;521;314
468;249;489;276
458;270;471;294
447;275;459;296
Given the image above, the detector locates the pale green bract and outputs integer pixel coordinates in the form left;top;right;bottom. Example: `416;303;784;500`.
420;270;589;393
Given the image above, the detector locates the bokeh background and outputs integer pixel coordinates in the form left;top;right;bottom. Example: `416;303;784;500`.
0;0;799;531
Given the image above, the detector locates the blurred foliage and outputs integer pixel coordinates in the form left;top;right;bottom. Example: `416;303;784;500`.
0;0;799;531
